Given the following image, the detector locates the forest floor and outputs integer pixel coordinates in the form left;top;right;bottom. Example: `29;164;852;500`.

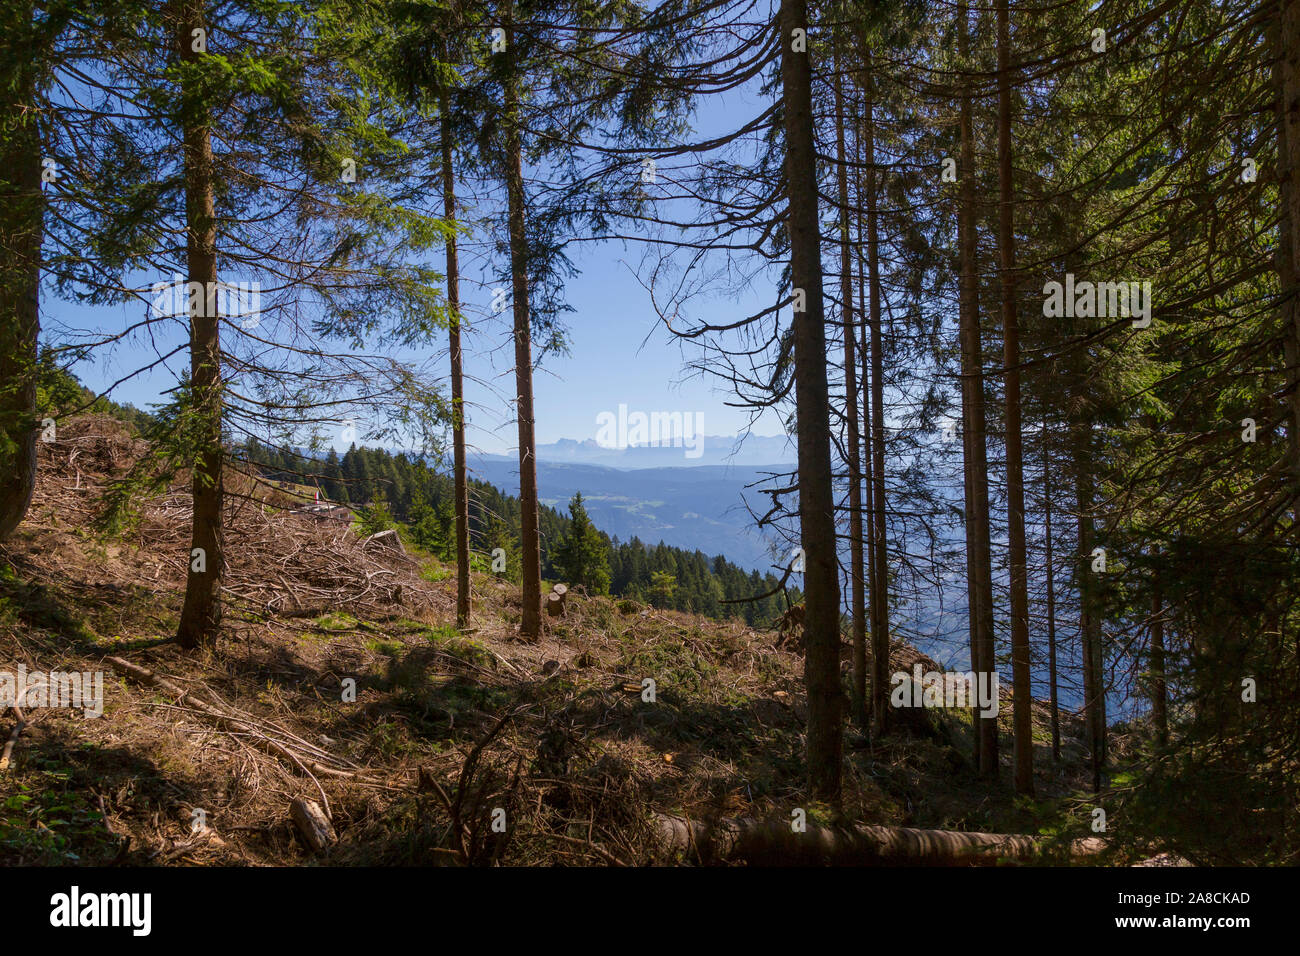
0;415;1124;865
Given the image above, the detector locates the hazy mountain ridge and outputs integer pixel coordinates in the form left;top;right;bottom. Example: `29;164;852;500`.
532;433;797;469
470;452;788;572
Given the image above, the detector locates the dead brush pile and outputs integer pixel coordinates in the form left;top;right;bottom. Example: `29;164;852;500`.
19;414;447;624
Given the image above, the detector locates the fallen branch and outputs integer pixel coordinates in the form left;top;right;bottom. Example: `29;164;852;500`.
544;831;628;866
0;706;27;771
152;828;223;864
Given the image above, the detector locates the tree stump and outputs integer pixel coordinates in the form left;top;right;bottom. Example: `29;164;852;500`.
363;529;406;554
547;583;568;617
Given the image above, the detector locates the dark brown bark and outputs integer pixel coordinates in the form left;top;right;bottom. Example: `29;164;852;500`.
996;0;1034;795
0;0;43;544
854;105;878;741
862;62;891;739
503;7;543;639
1073;424;1105;793
833;59;867;728
780;0;843;801
174;0;225;650
957;0;998;777
1273;3;1300;480
857;219;878;722
1043;423;1060;761
1150;565;1168;747
440;82;471;630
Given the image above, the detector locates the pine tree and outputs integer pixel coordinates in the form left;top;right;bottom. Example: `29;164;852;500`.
648;569;676;606
551;493;611;595
995;0;1034;797
0;0;46;542
171;0;225;650
41;0;456;648
358;489;395;537
322;449;343;502
781;0;843;802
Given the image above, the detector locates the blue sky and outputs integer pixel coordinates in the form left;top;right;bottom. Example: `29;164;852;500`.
54;232;789;458
52;77;792;459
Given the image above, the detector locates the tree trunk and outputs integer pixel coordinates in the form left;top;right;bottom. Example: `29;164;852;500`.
503;9;543;640
854;103;878;743
996;0;1034;795
1150;565;1168;747
1274;2;1300;480
833;58;867;728
1073;423;1105;793
440;81;472;630
957;0;998;777
1043;422;1060;761
655;814;1106;866
862;61;891;739
175;0;225;650
0;0;43;544
857;216;877;725
780;0;843;802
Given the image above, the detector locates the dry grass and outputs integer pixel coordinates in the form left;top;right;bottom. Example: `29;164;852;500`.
0;416;1097;866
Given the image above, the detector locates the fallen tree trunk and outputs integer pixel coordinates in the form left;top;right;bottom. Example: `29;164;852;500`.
655;814;1106;866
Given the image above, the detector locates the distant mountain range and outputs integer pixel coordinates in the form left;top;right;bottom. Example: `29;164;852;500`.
469;451;793;573
529;433;797;469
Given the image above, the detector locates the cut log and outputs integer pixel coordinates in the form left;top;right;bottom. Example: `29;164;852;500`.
290;798;336;854
654;814;1106;866
551;583;568;598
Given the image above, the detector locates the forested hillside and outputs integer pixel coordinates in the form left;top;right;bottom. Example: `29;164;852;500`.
240;436;797;625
